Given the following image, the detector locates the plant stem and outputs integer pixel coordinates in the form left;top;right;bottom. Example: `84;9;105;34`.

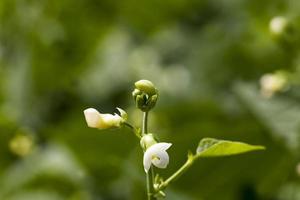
142;112;148;136
124;122;135;130
158;157;194;191
143;112;155;200
146;168;155;200
124;122;141;139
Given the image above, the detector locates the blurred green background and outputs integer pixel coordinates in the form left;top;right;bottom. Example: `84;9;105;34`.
1;0;300;199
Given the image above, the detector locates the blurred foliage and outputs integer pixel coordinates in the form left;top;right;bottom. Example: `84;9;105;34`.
1;0;300;199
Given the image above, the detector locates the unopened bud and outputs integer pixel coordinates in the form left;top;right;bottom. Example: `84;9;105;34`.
9;134;34;157
133;80;158;112
260;72;288;98
140;134;157;150
132;89;142;100
135;80;157;96
270;16;288;36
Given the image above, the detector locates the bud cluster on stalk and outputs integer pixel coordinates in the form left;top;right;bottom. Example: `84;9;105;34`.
132;80;158;112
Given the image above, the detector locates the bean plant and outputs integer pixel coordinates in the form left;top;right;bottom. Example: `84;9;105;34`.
83;80;265;200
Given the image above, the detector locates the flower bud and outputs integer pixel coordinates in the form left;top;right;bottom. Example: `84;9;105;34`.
146;94;158;109
132;80;158;112
270;16;288;36
9;134;34;157
140;134;157;150
135;80;157;96
260;72;288;98
132;89;142;100
84;107;127;129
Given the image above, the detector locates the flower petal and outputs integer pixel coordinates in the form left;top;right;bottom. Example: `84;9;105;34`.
143;142;172;173
116;107;127;121
84;108;102;128
152;150;169;169
143;149;153;173
149;143;172;152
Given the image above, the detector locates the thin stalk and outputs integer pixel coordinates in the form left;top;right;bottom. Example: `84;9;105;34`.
142;112;148;136
143;112;155;200
124;122;135;130
146;170;154;200
124;122;141;139
158;157;194;191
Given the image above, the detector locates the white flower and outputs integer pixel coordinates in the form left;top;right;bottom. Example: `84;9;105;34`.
83;107;126;129
143;142;172;173
269;16;288;35
260;73;287;98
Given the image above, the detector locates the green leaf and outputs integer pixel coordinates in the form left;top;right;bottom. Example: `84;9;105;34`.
234;82;300;150
196;138;265;157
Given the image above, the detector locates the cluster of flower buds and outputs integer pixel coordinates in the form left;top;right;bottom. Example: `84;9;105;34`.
132;80;158;112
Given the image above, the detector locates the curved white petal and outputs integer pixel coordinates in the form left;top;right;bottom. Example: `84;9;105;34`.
84;108;102;128
152;150;169;169
143;142;172;173
143;151;152;173
149;143;172;152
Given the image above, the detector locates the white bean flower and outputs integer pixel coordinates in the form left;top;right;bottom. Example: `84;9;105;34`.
83;107;127;129
260;73;287;98
143;142;172;173
269;16;288;35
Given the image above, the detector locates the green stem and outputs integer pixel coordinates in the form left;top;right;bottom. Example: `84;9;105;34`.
143;112;155;200
142;112;148;136
124;122;141;139
158;156;194;191
146;169;154;200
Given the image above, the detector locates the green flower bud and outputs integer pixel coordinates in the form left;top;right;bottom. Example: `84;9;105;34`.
136;94;146;110
132;80;159;112
132;88;142;100
135;80;157;96
140;134;157;150
146;94;158;110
